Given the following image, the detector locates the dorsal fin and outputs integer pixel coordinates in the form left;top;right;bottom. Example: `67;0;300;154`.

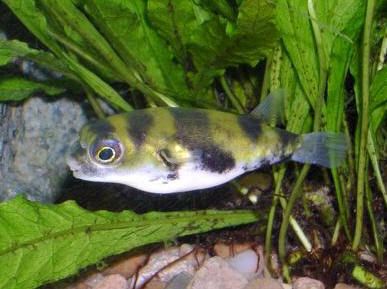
250;89;286;126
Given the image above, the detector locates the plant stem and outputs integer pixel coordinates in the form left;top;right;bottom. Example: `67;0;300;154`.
365;180;383;262
352;0;375;251
278;164;310;279
278;0;328;277
264;167;285;268
220;75;245;113
368;130;387;208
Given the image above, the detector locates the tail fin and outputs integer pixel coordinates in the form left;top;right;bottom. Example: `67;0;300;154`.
291;132;347;168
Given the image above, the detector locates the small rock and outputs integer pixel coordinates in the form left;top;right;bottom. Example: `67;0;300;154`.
227;249;259;275
93;274;128;289
129;245;207;289
62;272;104;289
213;242;254;258
103;253;148;278
333;283;362;289
187;256;249;289
293;277;325;289
226;246;266;279
165;272;192;289
243;277;284;289
79;272;105;289
143;279;166;289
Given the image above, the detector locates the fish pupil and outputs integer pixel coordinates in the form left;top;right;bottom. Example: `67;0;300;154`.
98;147;114;161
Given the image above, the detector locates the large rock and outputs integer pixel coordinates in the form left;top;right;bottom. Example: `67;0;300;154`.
0;96;87;202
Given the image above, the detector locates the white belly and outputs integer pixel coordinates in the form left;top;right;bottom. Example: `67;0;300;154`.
107;163;247;194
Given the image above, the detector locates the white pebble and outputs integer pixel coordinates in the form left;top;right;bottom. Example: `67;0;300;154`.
227;249;258;274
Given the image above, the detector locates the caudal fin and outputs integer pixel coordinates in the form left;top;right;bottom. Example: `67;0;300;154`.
291;132;347;168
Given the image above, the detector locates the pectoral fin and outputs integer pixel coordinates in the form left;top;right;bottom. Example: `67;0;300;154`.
157;143;192;170
157;148;179;170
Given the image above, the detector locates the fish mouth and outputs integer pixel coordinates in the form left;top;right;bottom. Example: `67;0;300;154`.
66;140;86;177
66;157;81;175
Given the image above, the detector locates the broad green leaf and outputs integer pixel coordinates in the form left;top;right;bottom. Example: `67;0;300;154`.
0;40;71;76
3;1;135;109
367;67;387;244
148;0;277;103
278;50;312;133
0;40;25;66
3;0;64;57
0;77;65;101
38;0;127;82
223;0;278;67
324;1;365;132
276;0;319;107
82;0;190;102
62;53;133;111
369;65;386;152
147;0;227;102
198;0;237;21
0;197;261;289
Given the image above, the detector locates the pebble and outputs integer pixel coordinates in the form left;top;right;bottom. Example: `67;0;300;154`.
333;283;362;289
165;272;192;289
227;249;259;275
214;242;254;258
129;244;207;289
293;277;325;289
103;253;147;278
243;278;285;289
143;279;166;289
93;274;128;289
187;256;249;289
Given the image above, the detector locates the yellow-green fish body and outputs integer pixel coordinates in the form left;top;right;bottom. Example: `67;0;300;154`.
67;107;346;193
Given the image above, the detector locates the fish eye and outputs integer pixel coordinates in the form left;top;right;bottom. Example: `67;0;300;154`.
96;146;116;163
91;139;122;164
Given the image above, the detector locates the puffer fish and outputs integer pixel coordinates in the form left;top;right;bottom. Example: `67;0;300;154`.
67;96;347;194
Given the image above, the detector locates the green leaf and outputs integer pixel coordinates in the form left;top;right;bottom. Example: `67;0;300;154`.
62;53;133;112
223;0;278;66
369;67;386;144
0;77;65;101
148;0;277;103
82;0;190;101
324;1;365;132
38;0;127;82
276;0;319;107
0;197;261;289
0;40;71;76
278;50;312;133
0;40;23;66
198;0;237;21
3;0;68;59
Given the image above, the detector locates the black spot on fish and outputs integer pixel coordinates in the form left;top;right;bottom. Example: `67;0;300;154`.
169;108;209;148
198;144;235;173
275;128;298;157
238;115;263;142
128;111;153;148
170;108;235;173
277;128;298;147
88;120;115;138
